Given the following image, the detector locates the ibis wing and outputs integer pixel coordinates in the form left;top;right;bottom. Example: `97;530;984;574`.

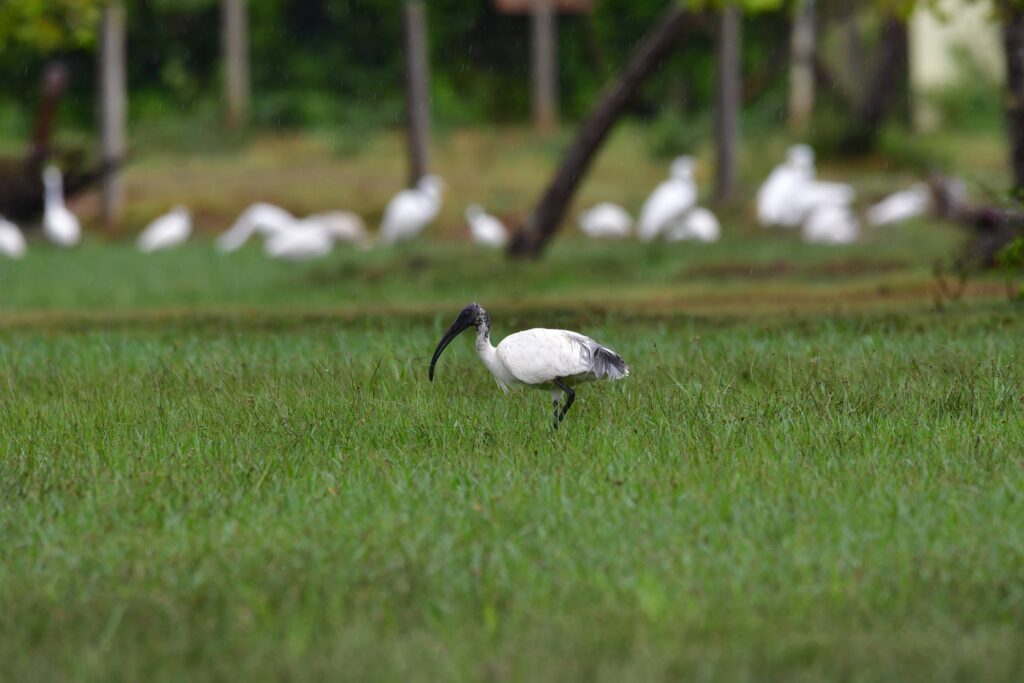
495;329;628;385
496;329;592;385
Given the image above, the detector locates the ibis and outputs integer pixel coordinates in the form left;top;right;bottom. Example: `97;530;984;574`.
867;183;931;227
138;206;192;253
794;180;855;217
465;204;508;248
664;206;721;243
757;144;815;228
802;202;860;245
379;175;445;245
217;202;296;252
428;303;630;428
578;202;632;239
263;218;335;261
0;216;27;259
42;165;81;247
263;213;370;261
307;210;370;248
637;156;697;242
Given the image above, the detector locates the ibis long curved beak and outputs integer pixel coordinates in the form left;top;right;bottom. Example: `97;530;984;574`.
429;315;474;381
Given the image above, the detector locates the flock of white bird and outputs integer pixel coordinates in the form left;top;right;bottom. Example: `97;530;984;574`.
756;144;932;244
0;145;933;260
578;144;933;244
1;165;83;258
577;156;721;242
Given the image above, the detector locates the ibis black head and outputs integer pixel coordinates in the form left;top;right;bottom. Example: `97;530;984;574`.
429;303;488;381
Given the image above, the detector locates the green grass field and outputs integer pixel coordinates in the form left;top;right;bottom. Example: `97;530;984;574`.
1;130;1022;681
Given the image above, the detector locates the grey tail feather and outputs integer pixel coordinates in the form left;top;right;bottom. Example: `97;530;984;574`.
592;345;629;380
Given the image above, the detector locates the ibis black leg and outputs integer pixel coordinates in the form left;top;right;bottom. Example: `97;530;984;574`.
552;398;560;430
553;379;575;423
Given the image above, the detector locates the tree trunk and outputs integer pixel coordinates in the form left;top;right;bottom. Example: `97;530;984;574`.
715;5;741;203
99;2;127;232
892;18;912;127
841;2;863;102
27;63;69;165
507;5;690;258
1003;4;1024;192
404;0;431;187
532;0;558;133
222;0;250;128
841;13;906;153
788;0;815;130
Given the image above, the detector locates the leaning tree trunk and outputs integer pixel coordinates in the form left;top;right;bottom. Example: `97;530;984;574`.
508;5;689;257
1002;3;1024;193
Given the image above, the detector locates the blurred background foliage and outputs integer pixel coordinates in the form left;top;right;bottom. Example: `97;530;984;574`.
0;1;795;140
0;0;1005;156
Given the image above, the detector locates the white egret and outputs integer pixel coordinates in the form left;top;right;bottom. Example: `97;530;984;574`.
578;202;632;239
793;180;855;218
637;156;697;242
465;204;508;248
802;203;860;245
757;144;815;228
42;165;81;247
137;207;192;253
263;219;335;261
866;183;931;227
307;210;370;247
379;174;445;245
0;216;27;259
217;202;296;252
664;206;721;243
429;303;629;429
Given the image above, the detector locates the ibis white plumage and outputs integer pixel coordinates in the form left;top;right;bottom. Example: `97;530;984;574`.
138;206;192;253
792;180;855;219
379;174;445;245
42;165;81;247
663;206;721;243
757;144;815;228
217;202;296;252
429;303;629;428
0;216;27;259
307;210;370;248
263;218;335;261
465;204;508;247
637;156;698;242
578;202;632;239
866;183;932;227
263;211;370;260
802;202;860;245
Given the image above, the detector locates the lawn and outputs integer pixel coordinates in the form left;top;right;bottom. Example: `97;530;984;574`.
1;129;1022;681
1;300;1022;681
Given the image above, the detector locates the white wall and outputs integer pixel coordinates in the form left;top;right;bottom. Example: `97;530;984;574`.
911;0;1003;128
911;0;1003;89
